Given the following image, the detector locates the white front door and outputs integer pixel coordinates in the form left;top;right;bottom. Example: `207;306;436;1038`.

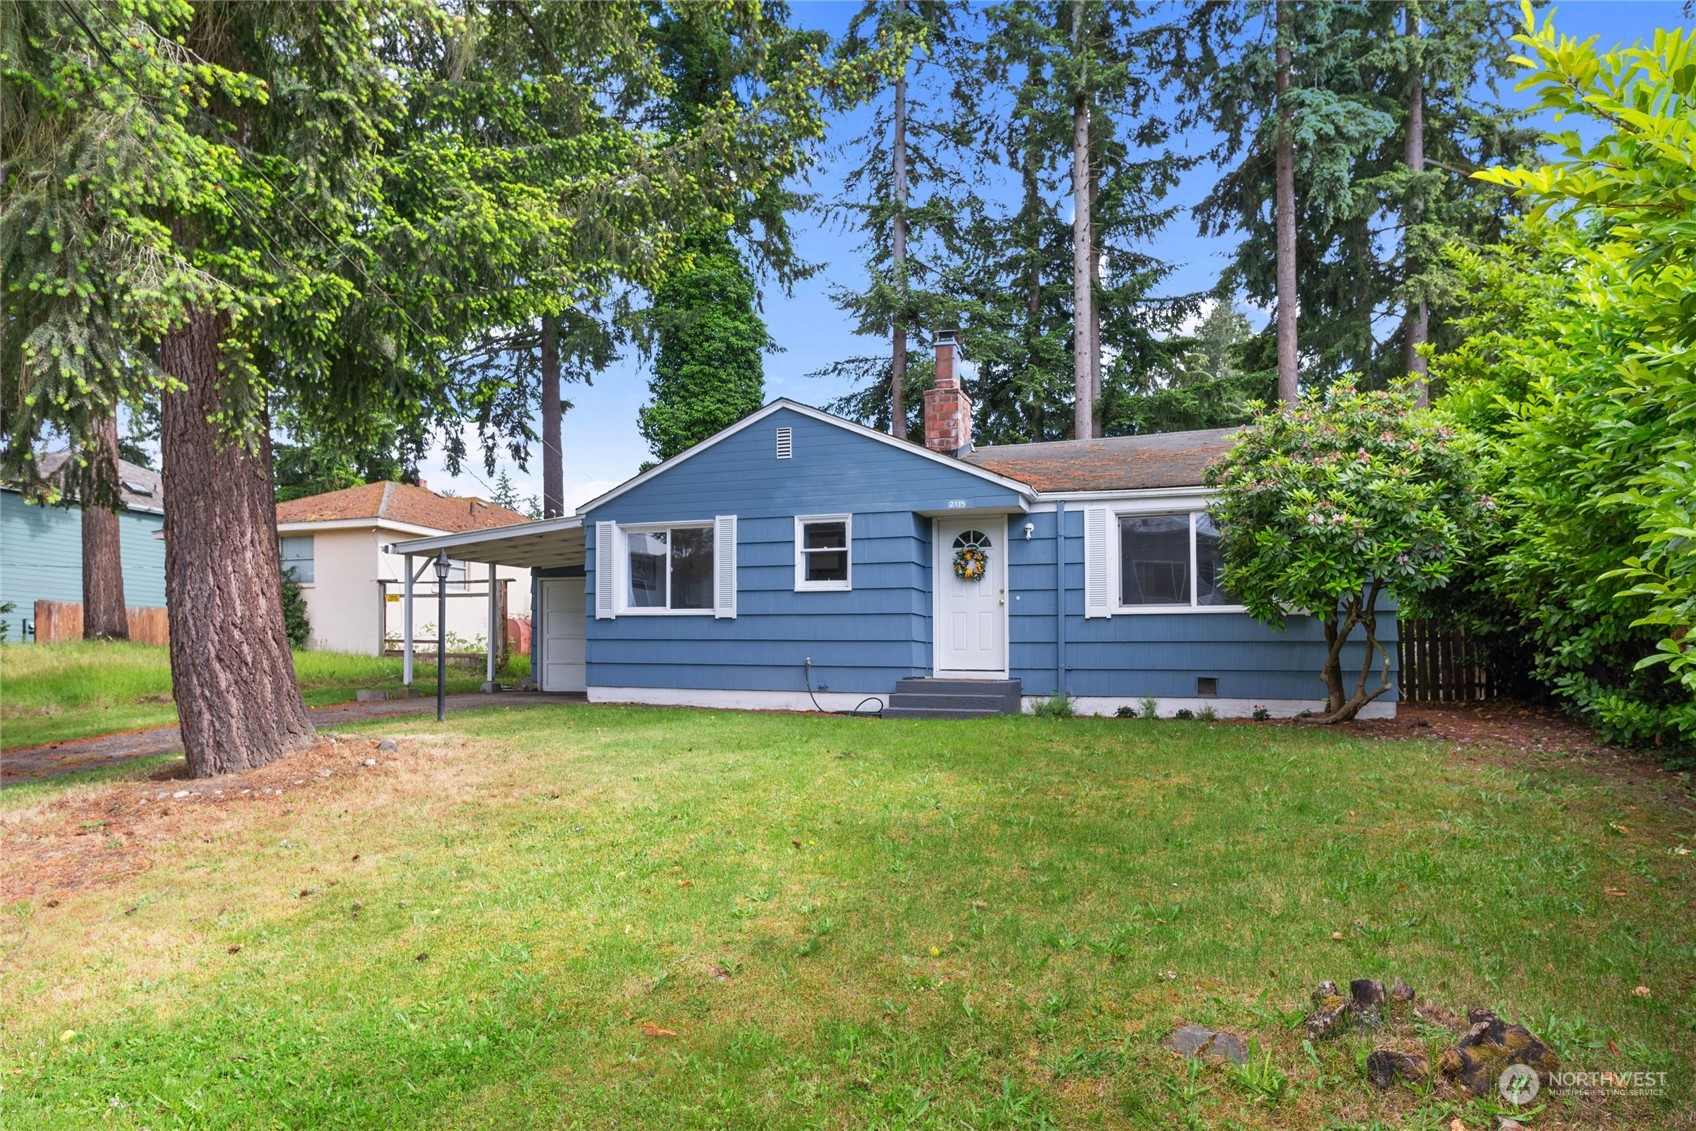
538;579;586;692
935;517;1008;676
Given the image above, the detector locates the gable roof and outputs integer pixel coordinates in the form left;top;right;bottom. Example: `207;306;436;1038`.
275;481;529;534
963;428;1240;493
29;451;165;514
577;398;1039;513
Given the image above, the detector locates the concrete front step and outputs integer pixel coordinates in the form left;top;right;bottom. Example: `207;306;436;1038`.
887;692;1012;711
882;705;1008;719
884;677;1023;719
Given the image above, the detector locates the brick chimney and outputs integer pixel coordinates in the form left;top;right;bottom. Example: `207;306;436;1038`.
923;331;972;456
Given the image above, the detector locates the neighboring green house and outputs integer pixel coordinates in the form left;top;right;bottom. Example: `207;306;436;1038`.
0;453;167;642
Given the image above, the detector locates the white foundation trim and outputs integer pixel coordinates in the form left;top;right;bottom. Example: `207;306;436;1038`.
587;686;888;713
1025;696;1397;720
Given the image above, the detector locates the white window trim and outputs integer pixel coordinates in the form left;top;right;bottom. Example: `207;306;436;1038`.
1113;509;1247;615
279;534;316;586
617;521;717;616
794;514;852;592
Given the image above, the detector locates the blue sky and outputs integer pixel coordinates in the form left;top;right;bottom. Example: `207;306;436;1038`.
420;0;1689;510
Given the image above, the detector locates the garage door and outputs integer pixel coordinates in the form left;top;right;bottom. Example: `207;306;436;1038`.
538;578;586;693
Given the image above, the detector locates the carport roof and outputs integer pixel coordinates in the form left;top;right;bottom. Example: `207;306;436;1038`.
387;514;584;570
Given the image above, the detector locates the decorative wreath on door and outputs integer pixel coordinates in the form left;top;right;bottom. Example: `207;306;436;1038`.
951;530;991;582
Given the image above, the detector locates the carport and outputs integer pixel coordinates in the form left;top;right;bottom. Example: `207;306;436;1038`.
386;515;587;693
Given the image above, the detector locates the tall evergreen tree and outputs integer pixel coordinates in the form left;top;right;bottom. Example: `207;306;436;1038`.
4;0;847;776
1175;1;1532;396
816;0;967;438
635;3;823;461
959;0;1194;441
639;232;768;462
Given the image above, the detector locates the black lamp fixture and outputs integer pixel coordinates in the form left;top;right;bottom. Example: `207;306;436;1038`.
433;550;450;722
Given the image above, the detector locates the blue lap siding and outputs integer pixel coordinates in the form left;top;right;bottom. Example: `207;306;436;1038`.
582;407;1023;695
0;490;168;642
580;404;1397;708
1006;507;1397;702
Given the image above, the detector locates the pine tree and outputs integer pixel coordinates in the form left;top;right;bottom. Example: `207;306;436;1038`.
1175;1;1532;396
815;0;967;438
4;1;849;777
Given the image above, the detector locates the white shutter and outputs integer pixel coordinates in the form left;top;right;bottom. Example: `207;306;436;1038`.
1083;506;1112;619
713;514;738;619
594;521;617;620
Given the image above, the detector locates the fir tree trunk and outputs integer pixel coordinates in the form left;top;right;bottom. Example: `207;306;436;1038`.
1070;1;1094;439
1402;5;1429;405
1274;1;1299;407
1023;57;1044;440
891;66;909;440
1089;161;1103;434
160;306;314;777
540;313;563;516
81;412;129;640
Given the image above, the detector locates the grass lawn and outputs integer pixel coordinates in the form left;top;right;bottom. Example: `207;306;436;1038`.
1;707;1692;1129
0;642;529;750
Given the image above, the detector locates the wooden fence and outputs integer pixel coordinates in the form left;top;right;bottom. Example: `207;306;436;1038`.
33;600;170;646
1397;617;1490;703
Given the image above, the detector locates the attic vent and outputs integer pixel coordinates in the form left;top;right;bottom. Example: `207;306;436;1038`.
775;427;793;459
121;479;153;497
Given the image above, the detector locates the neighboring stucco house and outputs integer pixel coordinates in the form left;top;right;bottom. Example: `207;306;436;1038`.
391;335;1397;717
274;482;532;655
0;454;167;642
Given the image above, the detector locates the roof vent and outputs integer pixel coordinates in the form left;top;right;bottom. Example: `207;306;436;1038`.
121;479;153;497
775;426;793;459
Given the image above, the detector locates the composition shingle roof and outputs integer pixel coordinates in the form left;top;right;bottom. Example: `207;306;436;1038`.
275;481;529;534
30;451;165;514
963;427;1240;493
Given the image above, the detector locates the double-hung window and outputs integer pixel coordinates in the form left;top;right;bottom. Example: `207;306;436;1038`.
795;515;851;591
279;535;315;584
625;525;715;612
1116;511;1239;611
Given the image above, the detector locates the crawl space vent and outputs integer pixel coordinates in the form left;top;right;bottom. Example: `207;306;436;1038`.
775;426;793;459
1196;677;1219;697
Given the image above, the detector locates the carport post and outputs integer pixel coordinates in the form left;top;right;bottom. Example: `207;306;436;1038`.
402;554;415;687
485;561;498;688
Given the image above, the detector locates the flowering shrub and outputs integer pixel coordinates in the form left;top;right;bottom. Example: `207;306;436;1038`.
1206;380;1486;722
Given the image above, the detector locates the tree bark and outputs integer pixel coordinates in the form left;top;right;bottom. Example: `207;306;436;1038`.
1089;160;1103;435
891;61;909;440
81;412;129;640
160;306;314;777
1305;584;1394;724
1274;1;1299;408
1023;56;1044;440
1071;0;1094;439
1402;4;1429;406
540;312;563;517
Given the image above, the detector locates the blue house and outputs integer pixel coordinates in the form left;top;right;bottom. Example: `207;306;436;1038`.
0;453;168;642
391;335;1396;718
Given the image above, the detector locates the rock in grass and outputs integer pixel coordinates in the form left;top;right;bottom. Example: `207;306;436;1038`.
1366;1048;1428;1090
378;738;399;753
1166;1024;1215;1058
1437;1009;1559;1097
1164;1023;1250;1065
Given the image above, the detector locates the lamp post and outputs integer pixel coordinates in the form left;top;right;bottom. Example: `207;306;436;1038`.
433;550;450;722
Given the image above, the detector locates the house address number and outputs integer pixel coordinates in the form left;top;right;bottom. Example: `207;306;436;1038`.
947;499;968;508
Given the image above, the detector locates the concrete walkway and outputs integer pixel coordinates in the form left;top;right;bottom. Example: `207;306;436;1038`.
1;692;584;785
